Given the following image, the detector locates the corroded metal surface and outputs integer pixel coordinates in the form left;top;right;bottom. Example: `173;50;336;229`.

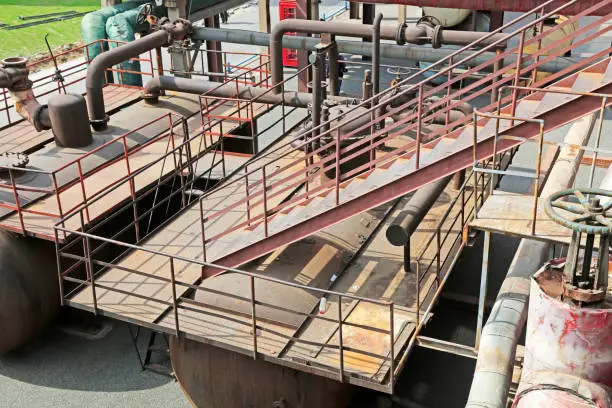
524;265;612;388
170;336;355;408
0;231;58;352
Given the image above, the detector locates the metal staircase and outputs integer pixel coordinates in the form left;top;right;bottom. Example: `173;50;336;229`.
198;0;612;273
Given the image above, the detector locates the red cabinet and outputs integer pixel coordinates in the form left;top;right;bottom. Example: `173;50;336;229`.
279;0;298;67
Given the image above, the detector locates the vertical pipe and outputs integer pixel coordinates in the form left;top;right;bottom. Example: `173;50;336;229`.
262;166;269;237
349;2;359;19
311;51;323;139
491;49;502;104
169;257;180;336
250;275;258;359
362;69;372;101
475;230;490;351
473;112;479;219
361;3;374;61
372;13;383;97
328;41;339;96
403;240;410;272
335;128;341;206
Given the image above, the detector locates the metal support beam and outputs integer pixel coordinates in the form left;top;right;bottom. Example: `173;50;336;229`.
259;0;271;54
204;15;223;82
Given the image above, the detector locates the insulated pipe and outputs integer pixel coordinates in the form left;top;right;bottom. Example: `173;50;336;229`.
143;76;355;108
386;175;451;246
86;19;192;130
269;19;507;92
465;114;596;408
192;27;574;74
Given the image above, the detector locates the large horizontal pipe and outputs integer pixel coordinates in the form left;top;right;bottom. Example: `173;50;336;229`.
346;0;612;15
386;176;451;246
192;27;579;74
269;19;507;91
143;76;356;108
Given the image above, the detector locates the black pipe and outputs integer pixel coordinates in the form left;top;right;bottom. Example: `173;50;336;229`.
386;176;451;246
311;51;323;138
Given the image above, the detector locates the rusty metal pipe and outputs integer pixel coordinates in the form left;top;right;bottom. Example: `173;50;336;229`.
269;19;507;92
191;27;576;74
143;76;355;108
386;176;452;246
86;19;192;130
0;57;51;131
311;51;323;139
372;13;383;96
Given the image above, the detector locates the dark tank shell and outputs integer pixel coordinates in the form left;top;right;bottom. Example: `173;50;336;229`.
0;231;59;352
170;336;355;408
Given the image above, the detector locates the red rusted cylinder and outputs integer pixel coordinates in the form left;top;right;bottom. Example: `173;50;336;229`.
0;231;59;352
523;264;612;387
514;371;611;408
169;336;355;408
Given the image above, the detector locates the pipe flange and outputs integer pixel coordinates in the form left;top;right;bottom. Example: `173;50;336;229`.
31;104;47;132
431;25;443;49
90;115;109;132
395;22;408;45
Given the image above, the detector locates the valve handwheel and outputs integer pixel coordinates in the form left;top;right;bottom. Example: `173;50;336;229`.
544;187;612;235
136;3;154;25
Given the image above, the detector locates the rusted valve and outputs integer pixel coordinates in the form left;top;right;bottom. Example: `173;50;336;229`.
544;187;611;303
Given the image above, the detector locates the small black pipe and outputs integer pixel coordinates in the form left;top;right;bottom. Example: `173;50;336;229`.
386;176;452;246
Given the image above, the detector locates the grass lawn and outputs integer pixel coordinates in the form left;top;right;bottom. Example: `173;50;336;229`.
0;0;98;59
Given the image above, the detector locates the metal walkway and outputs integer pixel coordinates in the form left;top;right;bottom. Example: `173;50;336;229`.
57;0;612;394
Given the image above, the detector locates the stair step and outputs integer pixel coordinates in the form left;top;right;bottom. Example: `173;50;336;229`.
420;138;457;168
532;88;575;114
339;178;365;202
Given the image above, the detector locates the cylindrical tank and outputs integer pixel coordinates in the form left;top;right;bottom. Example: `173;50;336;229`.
422;7;471;28
523;265;612;387
48;93;93;147
0;231;59;352
170;336;355;408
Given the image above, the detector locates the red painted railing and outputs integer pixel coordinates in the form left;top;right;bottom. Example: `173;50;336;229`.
0;39;154;129
0;113;186;239
197;0;612;262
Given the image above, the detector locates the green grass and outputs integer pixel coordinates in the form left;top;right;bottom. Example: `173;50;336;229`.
0;0;98;59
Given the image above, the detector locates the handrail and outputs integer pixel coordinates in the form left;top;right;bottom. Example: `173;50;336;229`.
196;17;612;254
195;1;610;216
210;0;594;173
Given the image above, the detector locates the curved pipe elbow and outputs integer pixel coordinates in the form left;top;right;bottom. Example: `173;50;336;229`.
12;87;51;131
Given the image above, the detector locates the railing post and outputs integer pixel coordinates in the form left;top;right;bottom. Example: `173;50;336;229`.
54;226;65;307
511;30;526;121
8;168;26;235
250;275;258;359
530;6;545;85
76;161;90;223
436;227;441;279
445;56;454;127
245;166;251;225
84;234;98;315
200;199;207;263
472;112;479;219
415;262;420;325
337;294;344;382
335;127;341;206
588;97;606;188
389;302;395;391
262;166;268;237
169;257;180;337
531;121;545;235
415;84;423;170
